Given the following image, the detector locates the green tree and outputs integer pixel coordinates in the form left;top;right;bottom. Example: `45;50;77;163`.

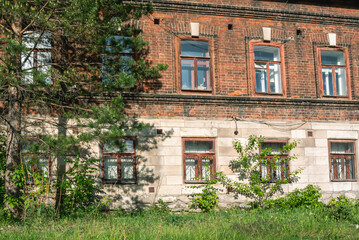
0;0;166;217
220;135;301;209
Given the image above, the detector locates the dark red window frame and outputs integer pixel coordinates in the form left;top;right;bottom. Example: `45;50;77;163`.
249;41;286;96
329;140;356;181
101;139;137;184
182;138;216;183
317;47;351;98
260;140;288;182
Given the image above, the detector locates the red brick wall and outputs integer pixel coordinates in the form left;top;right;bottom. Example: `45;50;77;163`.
125;0;359;121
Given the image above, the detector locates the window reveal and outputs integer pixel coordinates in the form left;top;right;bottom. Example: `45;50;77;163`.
329;141;356;181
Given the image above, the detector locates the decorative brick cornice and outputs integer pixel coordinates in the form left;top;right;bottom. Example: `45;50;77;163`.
123;93;359;109
127;0;359;27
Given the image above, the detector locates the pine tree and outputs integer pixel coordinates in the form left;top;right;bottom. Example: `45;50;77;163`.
0;0;166;217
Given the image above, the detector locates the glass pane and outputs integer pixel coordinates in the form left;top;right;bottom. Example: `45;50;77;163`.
269;64;281;93
104;157;117;180
121;157;134;181
197;60;210;90
262;142;285;154
23;32;52;49
105;36;132;54
202;158;210;180
118;55;132;74
261;165;268;179
349;156;355;180
254;46;280;61
37;51;52;84
185;141;214;153
38;157;49;178
181;59;195;89
330;142;354;154
336;158;342;180
322;67;334;95
22;52;34;83
103;140;134;153
275;162;281;181
181;41;209;57
186;158;196;181
335;68;347;96
331;158;335;180
321;51;345;66
255;64;267;93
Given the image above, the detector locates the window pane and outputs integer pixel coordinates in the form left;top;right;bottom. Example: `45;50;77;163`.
269;64;281;93
321;51;345;66
23;32;52;49
197;60;210;90
335;68;347;96
185;158;196;181
330;142;354;154
121;157;134;181
181;59;195;89
103;140;134;153
202;158;210;180
254;46;280;61
336;158;342;180
262;142;285;154
37;51;52;84
185;141;213;153
39;157;49;178
105;36;132;54
322;67;334;95
104;157;117;180
181;41;209;57
123;140;134;153
21;52;34;84
255;63;267;93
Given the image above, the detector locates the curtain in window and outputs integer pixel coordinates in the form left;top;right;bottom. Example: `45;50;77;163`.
185;141;213;153
104;157;117;180
121;157;134;181
186;158;196;181
202;158;210;180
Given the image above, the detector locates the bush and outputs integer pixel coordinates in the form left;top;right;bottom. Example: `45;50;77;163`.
264;185;323;209
325;195;358;221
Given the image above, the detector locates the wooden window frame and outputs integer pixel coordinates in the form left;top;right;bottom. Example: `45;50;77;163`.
317;47;351;99
260;140;288;182
249;41;286;97
101;138;137;184
182;138;216;183
21;137;52;180
329;140;357;182
178;38;214;94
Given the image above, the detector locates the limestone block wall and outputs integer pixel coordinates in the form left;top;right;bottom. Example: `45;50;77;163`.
101;117;359;209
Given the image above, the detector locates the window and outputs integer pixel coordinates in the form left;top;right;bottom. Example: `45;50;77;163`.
183;138;215;182
180;40;211;91
260;141;288;181
318;49;349;97
22;32;52;84
101;139;136;183
102;36;133;82
329;141;356;181
251;42;284;94
21;138;51;179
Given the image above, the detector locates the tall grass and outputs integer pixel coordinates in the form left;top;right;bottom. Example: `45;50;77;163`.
1;206;359;239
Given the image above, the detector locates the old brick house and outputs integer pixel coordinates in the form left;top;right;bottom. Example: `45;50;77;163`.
99;0;359;209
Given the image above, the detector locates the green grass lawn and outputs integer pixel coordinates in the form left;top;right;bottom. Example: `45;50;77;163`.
1;207;359;240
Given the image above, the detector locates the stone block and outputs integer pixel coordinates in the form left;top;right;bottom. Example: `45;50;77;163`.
218;137;235;147
163;156;182;166
157;185;182;195
291;130;306;139
184;120;213;128
333;182;352;192
157;146;181;156
160;136;181;146
180;128;217;137
327;131;358;139
304;147;328;157
308;174;330;183
166;176;182;185
218;128;241;138
160;120;185;127
315;139;328;147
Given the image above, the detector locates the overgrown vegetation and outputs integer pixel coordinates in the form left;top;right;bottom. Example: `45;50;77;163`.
220;135;301;208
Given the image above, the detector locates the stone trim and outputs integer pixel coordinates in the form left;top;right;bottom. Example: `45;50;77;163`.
126;0;359;27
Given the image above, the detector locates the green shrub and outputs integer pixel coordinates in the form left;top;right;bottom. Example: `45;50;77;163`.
264;185;323;209
325;195;358;221
146;199;170;215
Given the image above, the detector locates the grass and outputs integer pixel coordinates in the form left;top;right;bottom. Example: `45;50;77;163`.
0;207;359;239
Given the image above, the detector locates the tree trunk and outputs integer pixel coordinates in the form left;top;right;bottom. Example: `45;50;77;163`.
5;86;22;218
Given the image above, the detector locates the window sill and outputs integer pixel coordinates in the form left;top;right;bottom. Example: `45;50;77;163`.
103;181;136;185
331;179;357;182
322;95;350;99
181;89;212;93
254;92;285;97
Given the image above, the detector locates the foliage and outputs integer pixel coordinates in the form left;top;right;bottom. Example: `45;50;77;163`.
0;135;5;207
0;0;167;217
264;185;324;209
220;135;301;208
325;195;358;221
188;167;220;212
56;156;101;216
146;199;170;216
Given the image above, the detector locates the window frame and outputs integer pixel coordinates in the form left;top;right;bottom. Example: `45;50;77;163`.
22;32;52;84
249;41;286;96
182;138;216;183
102;35;134;82
178;38;213;93
328;139;357;182
317;47;351;99
21;137;52;180
101;138;137;184
260;140;289;182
